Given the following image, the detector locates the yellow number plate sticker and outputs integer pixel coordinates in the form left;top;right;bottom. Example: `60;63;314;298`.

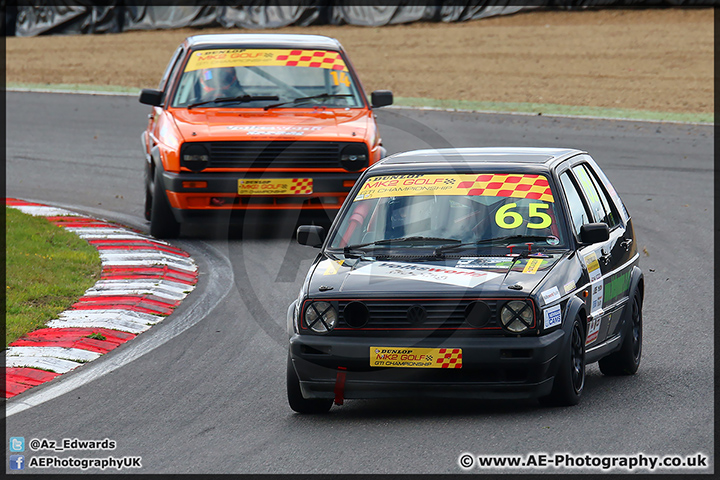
370;347;462;369
238;178;312;195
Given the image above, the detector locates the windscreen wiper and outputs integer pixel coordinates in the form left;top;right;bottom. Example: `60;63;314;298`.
263;93;353;111
342;236;461;255
188;94;279;109
433;235;550;256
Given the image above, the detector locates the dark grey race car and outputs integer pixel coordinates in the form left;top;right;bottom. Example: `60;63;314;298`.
287;147;643;413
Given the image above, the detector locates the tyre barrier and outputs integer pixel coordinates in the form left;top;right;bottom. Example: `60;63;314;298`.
11;3;713;37
4;198;198;398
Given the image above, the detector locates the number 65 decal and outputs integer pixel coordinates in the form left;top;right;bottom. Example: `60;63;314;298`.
495;203;552;229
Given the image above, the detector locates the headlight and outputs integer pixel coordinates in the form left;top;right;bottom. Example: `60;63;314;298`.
340;144;368;171
305;301;338;333
181;143;210;172
500;300;534;333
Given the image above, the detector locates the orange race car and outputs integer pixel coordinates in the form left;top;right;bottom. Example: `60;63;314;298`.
139;34;393;238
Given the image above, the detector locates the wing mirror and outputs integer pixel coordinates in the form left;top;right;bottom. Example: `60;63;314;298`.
371;90;393;108
139;89;163;106
297;225;326;248
579;222;610;245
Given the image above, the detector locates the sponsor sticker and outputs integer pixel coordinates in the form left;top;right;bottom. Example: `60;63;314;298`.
227;125;324;136
563;280;576;294
370;347;462;368
351;261;501;288
584;252;602;282
455;257;512;269
586;316;602;344
522;258;543;274
544;305;562;329
353;173;554;203
591;281;604;313
584;250;604;314
540;286;561;305
322;259;344;276
238;178;312;195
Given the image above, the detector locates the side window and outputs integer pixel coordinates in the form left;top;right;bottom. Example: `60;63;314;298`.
572;164;605;224
586;166;620;229
560;171;590;237
158;46;184;91
573;164;619;229
590;161;630;222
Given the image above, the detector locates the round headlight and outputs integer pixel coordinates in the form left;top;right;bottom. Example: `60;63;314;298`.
500;300;534;333
181;143;210;172
305;301;338;333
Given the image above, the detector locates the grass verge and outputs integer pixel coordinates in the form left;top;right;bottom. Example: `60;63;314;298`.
6;83;713;124
5;207;102;347
6;82;140;95
393;97;714;125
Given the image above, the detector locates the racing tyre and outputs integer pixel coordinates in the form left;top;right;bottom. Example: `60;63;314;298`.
144;183;153;221
287;354;332;414
540;316;585;406
599;290;642;376
150;169;181;239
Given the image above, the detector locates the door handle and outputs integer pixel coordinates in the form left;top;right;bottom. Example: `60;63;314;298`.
600;249;611;266
620;238;633;251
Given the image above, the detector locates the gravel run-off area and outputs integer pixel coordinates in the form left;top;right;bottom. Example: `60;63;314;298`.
5;8;714;122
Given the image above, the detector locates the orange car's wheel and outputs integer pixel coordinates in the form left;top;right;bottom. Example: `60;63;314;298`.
144;183;153;221
150;169;181;239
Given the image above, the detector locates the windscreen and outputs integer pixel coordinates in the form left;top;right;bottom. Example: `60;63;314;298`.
328;173;567;251
172;48;364;109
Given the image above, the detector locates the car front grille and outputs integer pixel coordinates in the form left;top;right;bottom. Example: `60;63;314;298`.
335;298;504;331
207;141;341;169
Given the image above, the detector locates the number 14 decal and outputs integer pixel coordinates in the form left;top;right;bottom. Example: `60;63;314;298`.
330;71;351;87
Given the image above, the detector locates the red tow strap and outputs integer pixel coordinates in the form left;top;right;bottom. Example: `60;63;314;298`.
334;367;347;405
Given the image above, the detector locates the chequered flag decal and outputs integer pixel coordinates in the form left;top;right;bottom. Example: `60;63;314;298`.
457;174;554;203
276;50;347;71
290;178;313;194
436;348;462;369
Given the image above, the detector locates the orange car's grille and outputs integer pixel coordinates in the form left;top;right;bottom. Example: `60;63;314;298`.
207;141;340;169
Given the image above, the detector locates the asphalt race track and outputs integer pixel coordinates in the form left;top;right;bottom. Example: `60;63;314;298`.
5;91;714;474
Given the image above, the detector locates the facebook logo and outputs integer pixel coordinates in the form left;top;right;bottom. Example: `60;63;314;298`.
9;455;25;470
9;437;25;452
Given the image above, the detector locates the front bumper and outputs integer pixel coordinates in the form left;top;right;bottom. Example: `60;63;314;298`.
289;330;566;400
161;171;360;220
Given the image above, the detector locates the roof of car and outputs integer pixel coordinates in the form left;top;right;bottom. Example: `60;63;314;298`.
378;147;584;168
185;34;343;51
